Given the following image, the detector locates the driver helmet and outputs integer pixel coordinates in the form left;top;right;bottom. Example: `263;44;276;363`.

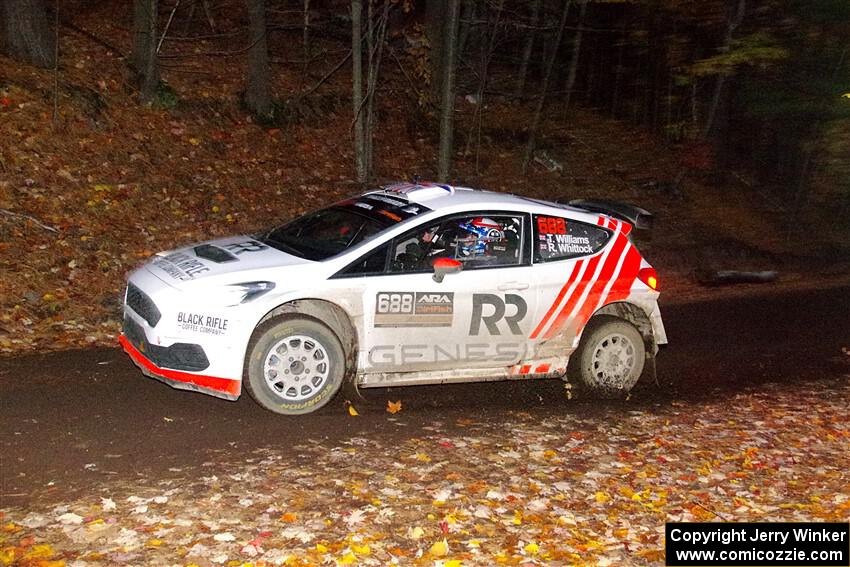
457;217;504;257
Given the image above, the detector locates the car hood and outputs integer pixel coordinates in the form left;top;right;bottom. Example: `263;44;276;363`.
146;235;312;284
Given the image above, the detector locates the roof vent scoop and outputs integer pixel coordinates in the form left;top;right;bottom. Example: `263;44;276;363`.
566;199;654;230
374;182;454;203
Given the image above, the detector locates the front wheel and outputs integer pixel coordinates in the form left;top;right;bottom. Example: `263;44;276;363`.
570;316;646;398
245;316;345;415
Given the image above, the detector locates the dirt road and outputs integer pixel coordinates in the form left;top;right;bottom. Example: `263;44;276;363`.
1;285;848;565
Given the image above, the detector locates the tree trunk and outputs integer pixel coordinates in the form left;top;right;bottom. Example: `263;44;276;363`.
456;0;475;66
437;0;461;182
702;0;746;187
302;0;310;57
703;0;746;138
522;0;571;175
610;27;625;117
468;0;504;171
131;0;159;103
351;0;366;183
515;0;541;97
0;0;55;68
244;0;272;116
364;0;375;176
562;0;587;115
584;34;596;105
364;0;390;177
426;0;447;99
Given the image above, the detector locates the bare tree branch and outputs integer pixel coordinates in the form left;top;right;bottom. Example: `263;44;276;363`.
0;209;60;233
300;49;351;98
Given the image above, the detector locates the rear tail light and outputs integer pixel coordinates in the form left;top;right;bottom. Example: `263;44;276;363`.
637;267;659;291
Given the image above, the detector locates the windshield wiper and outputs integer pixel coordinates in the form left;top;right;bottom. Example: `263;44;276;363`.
259;233;304;257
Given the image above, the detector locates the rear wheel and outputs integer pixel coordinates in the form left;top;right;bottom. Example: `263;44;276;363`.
571;316;646;398
245;316;345;415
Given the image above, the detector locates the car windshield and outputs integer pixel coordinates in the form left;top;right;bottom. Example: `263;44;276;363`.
261;206;392;261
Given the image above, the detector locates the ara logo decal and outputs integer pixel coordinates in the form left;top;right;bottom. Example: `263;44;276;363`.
418;293;451;304
374;292;454;327
469;294;527;336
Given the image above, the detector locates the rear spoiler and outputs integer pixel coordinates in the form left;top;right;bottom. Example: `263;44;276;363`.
565;199;654;231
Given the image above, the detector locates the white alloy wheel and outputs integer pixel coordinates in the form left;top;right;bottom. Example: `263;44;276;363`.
572;317;646;398
263;335;331;402
246;317;344;415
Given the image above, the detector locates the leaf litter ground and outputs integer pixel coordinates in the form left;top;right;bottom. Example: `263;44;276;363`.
2;377;848;566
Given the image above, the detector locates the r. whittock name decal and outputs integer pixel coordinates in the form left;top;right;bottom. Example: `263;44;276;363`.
374;292;454;327
177;312;229;335
539;233;593;256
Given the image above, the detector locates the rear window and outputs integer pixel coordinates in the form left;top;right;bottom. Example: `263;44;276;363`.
533;214;611;262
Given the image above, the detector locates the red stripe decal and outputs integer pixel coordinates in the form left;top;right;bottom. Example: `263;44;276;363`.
606;247;642;303
119;335;240;397
542;251;605;339
530;260;583;339
520;364;532;375
534;363;551;373
544;227;632;340
571;233;630;334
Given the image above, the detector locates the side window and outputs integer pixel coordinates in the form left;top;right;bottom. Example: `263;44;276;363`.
390;214;524;273
335;243;390;277
533;215;610;262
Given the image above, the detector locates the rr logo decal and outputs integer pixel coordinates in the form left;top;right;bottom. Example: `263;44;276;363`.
224;240;269;255
469;294;527;336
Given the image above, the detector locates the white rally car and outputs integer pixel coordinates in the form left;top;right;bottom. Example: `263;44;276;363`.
120;182;667;414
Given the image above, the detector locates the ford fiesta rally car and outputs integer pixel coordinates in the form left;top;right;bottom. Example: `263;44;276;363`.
120;182;667;415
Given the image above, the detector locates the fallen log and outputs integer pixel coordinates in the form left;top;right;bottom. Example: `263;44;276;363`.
696;270;779;287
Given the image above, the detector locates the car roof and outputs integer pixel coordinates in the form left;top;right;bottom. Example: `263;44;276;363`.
367;182;601;222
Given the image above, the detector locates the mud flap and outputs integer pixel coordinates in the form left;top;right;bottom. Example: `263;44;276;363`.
341;376;370;405
646;350;658;387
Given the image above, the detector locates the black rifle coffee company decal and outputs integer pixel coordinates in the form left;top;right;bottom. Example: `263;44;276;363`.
152;251;210;280
469;294;527;335
177;312;229;336
374;292;454;327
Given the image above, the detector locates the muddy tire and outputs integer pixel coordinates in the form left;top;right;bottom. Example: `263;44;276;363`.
570;316;646;398
245;316;345;415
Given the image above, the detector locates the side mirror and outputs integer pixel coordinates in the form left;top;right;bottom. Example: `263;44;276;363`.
432;258;462;283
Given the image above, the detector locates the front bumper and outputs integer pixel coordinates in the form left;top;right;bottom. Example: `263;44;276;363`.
120;334;240;400
122;315;210;372
120;265;249;401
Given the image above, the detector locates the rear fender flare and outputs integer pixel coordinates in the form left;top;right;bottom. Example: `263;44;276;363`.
585;301;656;354
570;301;659;388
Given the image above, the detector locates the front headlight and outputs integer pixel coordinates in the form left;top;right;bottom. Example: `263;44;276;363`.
224;281;276;306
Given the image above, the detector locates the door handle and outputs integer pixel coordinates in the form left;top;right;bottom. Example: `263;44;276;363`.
498;282;529;291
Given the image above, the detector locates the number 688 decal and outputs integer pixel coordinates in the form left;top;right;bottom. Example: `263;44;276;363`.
376;292;414;314
537;216;567;235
